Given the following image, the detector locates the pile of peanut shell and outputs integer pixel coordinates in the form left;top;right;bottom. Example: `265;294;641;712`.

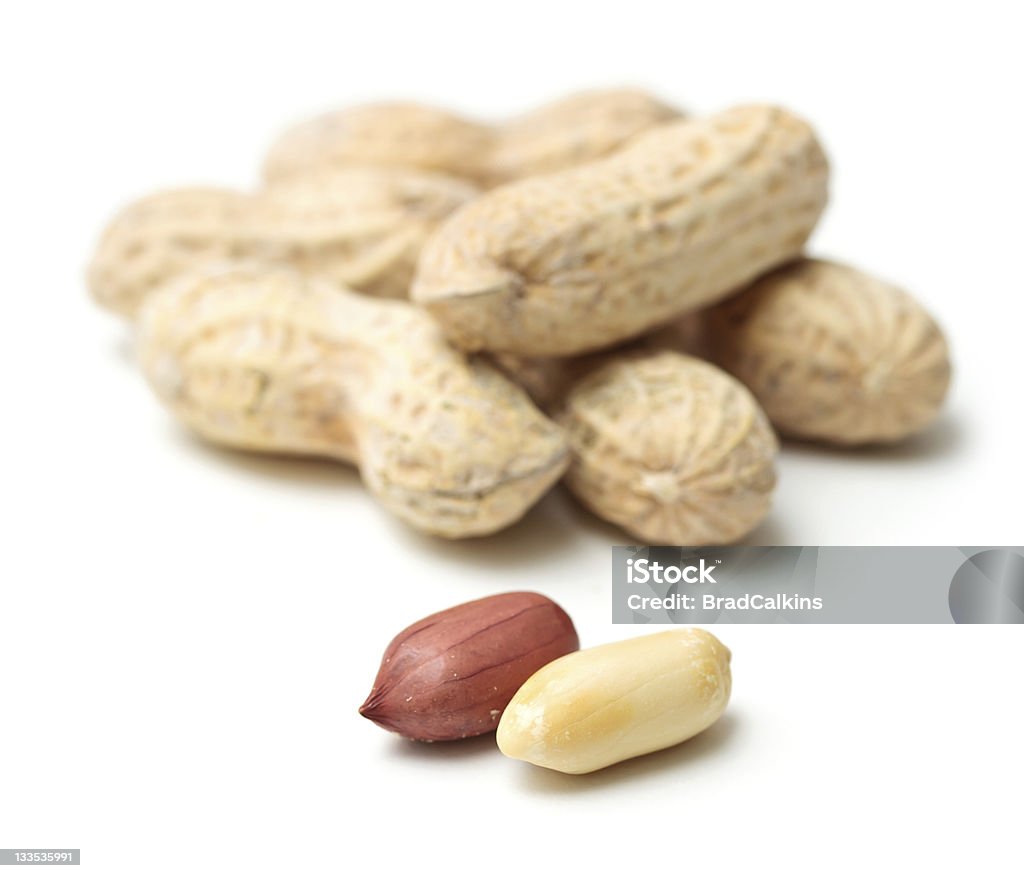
88;88;952;543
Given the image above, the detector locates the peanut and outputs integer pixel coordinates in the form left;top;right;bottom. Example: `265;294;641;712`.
88;167;477;319
484;88;682;185
497;629;732;774
263;102;496;186
412;104;830;357
360;592;579;741
555;351;777;544
262;89;683;188
705;259;952;444
137;263;569;538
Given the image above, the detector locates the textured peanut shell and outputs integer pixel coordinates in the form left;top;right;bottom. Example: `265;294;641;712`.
88;168;477;318
484;88;683;185
263;102;496;186
359;592;579;742
413;104;829;356
706;259;952;445
262;89;682;188
137;263;568;538
557;351;778;545
497;629;732;774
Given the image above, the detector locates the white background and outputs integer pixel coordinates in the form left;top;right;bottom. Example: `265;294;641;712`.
1;1;1022;875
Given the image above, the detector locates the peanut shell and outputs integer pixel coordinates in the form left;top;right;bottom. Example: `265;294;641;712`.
262;89;683;188
413;104;829;356
263;102;496;186
706;259;952;444
137;263;569;538
88;168;477;318
558;351;778;544
484;88;682;185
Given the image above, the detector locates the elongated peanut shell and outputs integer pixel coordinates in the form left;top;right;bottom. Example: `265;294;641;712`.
88;168;477;318
558;351;777;544
706;259;952;444
89;188;245;318
263;102;496;185
485;88;683;185
498;629;731;774
413;104;829;356
360;592;579;741
137;263;568;538
263;90;682;188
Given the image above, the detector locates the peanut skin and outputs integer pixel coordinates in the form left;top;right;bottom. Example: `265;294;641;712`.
705;259;952;445
137;263;569;538
412;104;829;356
360;592;579;742
88;167;477;319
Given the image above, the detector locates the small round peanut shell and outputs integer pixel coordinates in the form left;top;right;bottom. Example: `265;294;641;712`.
706;259;952;445
559;351;778;545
